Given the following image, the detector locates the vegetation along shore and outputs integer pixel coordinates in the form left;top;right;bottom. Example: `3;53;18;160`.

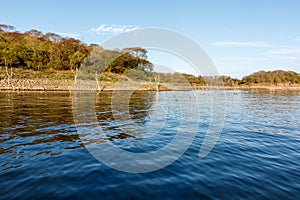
1;24;300;91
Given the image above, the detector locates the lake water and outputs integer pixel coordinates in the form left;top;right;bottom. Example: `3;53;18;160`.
1;90;300;199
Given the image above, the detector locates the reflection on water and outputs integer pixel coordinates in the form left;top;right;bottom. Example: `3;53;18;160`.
95;91;155;137
0;92;80;171
1;90;300;199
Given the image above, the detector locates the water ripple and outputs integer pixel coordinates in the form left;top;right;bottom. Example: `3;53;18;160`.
1;91;300;199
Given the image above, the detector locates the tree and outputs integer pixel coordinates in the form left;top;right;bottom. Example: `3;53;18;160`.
123;47;153;73
0;24;15;32
273;76;281;85
124;47;147;60
69;51;86;83
24;29;43;38
43;32;62;42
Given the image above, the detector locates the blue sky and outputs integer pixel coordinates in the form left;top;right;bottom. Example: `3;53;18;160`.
1;0;300;78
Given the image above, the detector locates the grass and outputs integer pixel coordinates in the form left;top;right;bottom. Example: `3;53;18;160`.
0;67;74;80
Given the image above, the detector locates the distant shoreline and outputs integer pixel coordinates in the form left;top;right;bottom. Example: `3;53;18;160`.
1;78;300;92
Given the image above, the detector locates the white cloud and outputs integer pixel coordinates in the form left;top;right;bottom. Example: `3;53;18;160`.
56;32;80;38
265;49;300;60
212;41;271;47
214;57;267;66
89;24;139;35
219;57;264;64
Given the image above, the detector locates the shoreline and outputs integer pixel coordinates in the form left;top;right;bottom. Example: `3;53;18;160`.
1;78;300;92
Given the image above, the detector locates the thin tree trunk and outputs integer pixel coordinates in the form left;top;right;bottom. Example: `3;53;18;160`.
5;58;13;88
70;65;78;84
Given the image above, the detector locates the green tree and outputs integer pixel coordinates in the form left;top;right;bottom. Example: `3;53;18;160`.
69;51;86;83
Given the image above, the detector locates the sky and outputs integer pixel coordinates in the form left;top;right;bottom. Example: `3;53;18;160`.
1;0;300;78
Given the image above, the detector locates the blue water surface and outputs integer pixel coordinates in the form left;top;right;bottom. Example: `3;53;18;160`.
0;90;300;199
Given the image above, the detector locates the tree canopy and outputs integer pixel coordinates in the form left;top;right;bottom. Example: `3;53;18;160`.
240;70;300;85
0;24;153;76
1;24;299;86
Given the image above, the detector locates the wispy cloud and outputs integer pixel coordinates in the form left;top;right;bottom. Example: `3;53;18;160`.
265;49;300;60
89;24;139;35
212;41;271;47
56;32;80;38
217;49;300;64
218;57;265;65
